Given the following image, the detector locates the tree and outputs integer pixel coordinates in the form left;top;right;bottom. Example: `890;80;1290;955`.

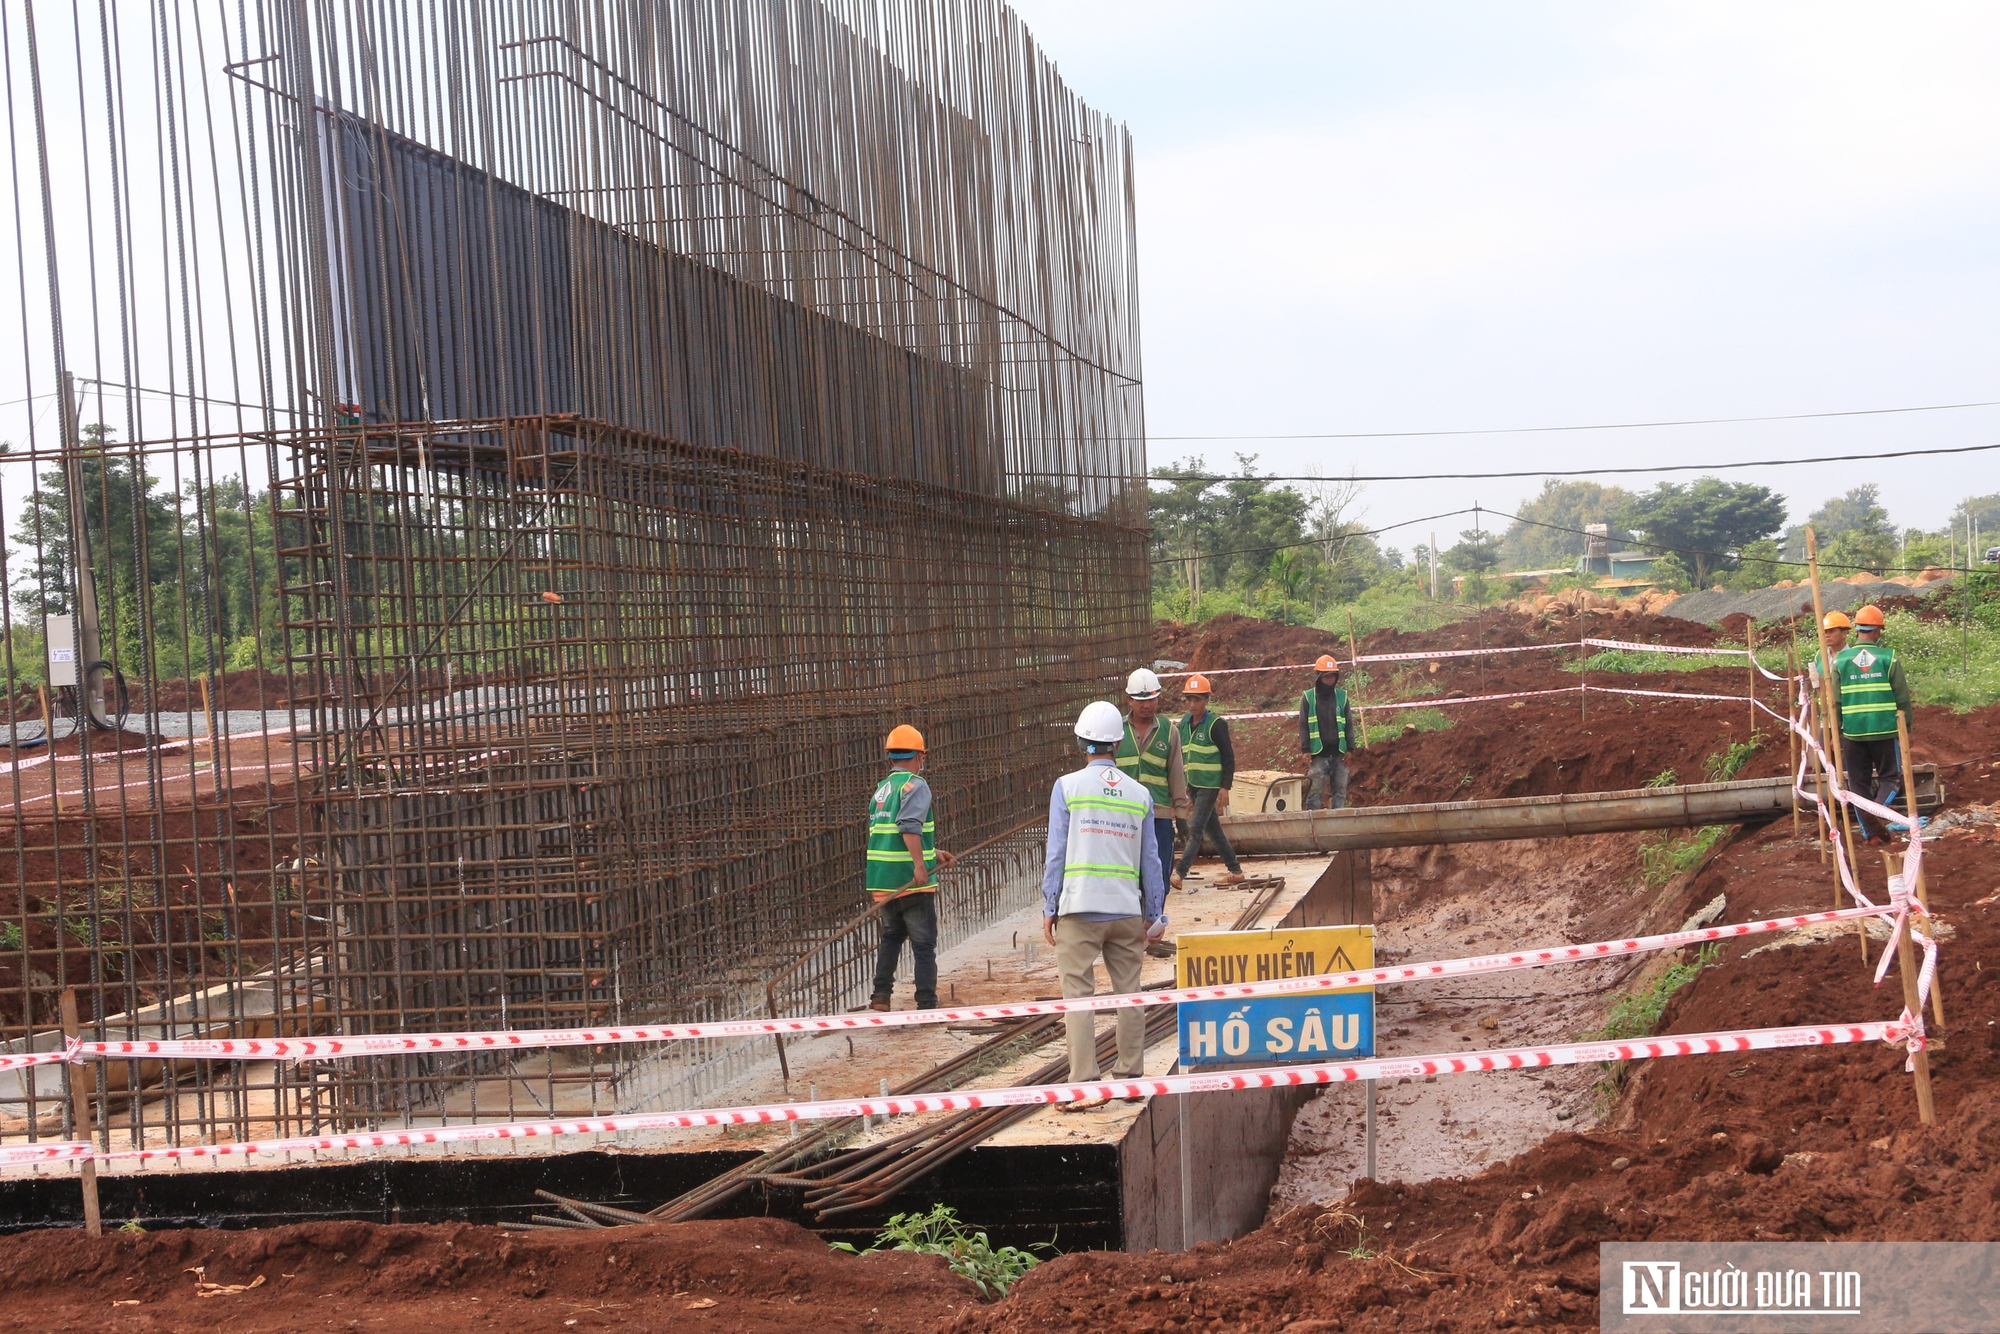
1724;538;1785;591
1620;478;1786;587
1496;480;1635;571
1782;485;1892;562
1441;528;1501;574
1647;551;1693;594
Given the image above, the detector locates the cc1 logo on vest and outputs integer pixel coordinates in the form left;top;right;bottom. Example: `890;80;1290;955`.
1853;649;1878;670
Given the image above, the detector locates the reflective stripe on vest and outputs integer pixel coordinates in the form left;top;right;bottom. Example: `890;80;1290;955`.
1057;766;1150;917
1115;719;1174;806
1180;711;1223;789
1301;688;1349;755
1835;644;1899;738
865;769;937;892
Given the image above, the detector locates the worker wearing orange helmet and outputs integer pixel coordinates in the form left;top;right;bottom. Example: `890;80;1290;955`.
865;724;958;1011
1832;604;1916;841
1172;674;1245;890
1299;654;1355;810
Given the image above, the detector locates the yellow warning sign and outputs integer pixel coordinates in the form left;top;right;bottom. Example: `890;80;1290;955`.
1175;924;1374;994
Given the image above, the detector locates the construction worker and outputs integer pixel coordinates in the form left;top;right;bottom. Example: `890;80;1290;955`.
1043;701;1168;1110
1833;605;1915;841
866;725;958;1012
1171;674;1245;890
1299;654;1355;810
1116;668;1191;890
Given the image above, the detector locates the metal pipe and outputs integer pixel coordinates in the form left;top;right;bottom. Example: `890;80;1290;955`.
1219;777;1811;856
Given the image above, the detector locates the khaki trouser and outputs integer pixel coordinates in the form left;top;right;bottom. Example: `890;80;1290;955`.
1054;915;1147;1081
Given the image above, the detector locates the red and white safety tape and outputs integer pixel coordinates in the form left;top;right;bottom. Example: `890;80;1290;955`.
1157;637;1776;678
20;894;1918;1069
1;1017;1905;1170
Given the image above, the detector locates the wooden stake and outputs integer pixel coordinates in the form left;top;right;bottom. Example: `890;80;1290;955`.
1786;644;1800;840
40;682;59;819
58;988;102;1236
1746;621;1758;734
1881;852;1938;1127
1895;711;1943;1027
1805;530;1868;965
1345;611;1369;749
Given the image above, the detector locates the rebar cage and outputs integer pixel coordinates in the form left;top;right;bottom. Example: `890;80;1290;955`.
0;0;1147;1151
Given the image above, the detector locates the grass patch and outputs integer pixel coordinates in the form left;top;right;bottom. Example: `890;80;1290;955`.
1568;642;1791;675
1702;737;1761;783
1314;590;1471;639
1644;768;1678;788
1885;606;2000;711
1638;825;1729;888
830;1204;1048;1298
1592;944;1720;1042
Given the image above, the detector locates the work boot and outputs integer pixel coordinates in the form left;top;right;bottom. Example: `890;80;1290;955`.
1170;872;1186;890
868;994;892;1012
1214;872;1246;887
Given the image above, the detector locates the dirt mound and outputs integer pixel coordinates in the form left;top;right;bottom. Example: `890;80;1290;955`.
0;1215;977;1333
958;683;2000;1331
1162;608;1802;801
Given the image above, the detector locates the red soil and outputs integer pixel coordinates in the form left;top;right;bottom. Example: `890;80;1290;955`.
0;1216;977;1333
8;609;1998;1331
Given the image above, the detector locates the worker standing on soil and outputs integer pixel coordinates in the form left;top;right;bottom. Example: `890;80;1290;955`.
866;725;958;1012
1299;654;1355;810
1117;668;1191;887
1043;701;1169;1110
1171;674;1246;890
1833;605;1916;841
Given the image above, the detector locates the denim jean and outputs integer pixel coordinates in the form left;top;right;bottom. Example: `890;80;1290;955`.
1306;752;1349;810
1174;787;1241;878
1152;818;1176;888
871;892;939;1008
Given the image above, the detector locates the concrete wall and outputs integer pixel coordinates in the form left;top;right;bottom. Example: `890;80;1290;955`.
1118;1083;1315;1251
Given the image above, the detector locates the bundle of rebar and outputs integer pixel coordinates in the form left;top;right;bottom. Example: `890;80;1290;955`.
0;0;1147;1154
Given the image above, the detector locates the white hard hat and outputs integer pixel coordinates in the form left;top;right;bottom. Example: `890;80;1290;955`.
1124;667;1162;699
1075;700;1126;744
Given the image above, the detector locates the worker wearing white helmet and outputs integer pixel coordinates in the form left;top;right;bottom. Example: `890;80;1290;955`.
1042;700;1169;1111
1115;667;1192;895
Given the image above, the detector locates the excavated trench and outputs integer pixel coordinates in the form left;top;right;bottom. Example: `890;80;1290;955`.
1271;826;1729;1208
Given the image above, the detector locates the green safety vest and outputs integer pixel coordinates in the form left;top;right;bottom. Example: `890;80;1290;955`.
1834;644;1899;739
865;769;937;894
1115;719;1174;807
1301;687;1349;756
1180;711;1224;790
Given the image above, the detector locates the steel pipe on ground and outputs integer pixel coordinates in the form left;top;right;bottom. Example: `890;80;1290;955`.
1219;778;1804;856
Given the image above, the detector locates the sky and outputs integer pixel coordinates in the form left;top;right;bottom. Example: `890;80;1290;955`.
1005;1;2000;555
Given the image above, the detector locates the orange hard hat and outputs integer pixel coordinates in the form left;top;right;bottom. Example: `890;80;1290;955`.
1313;654;1341;674
1182;673;1212;694
1820;611;1852;631
884;724;926;754
1853;604;1886;627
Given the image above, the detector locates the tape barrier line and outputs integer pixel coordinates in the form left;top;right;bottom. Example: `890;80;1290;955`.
72;899;1912;1065
1158;637;1774;679
0;1141;92;1168
1224;680;1757;721
64;1018;1901;1167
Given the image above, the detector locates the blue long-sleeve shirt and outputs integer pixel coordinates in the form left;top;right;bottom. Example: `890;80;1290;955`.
1041;757;1168;922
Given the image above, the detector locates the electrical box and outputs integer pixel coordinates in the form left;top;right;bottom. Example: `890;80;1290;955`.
44;614;78;687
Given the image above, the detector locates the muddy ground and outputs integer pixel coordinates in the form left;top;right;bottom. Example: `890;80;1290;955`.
3;607;1997;1330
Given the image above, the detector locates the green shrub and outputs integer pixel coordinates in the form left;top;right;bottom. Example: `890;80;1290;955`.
1593;944;1720;1041
830;1204;1048;1298
1644;768;1678;788
1702;738;1760;783
1638;825;1728;887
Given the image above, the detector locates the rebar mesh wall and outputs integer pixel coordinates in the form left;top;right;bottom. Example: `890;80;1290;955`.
0;0;1147;1148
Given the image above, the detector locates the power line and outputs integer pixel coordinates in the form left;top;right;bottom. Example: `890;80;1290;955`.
1146;397;2000;442
1146;439;2000;486
1147;508;1478;565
